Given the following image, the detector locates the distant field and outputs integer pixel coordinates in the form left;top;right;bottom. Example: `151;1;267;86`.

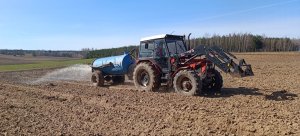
0;54;93;72
0;54;80;65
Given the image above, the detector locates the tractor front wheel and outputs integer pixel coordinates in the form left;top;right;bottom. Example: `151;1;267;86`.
91;70;104;87
133;62;161;92
173;70;201;96
202;70;223;93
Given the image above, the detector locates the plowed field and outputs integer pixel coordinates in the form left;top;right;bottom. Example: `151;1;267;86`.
0;53;299;135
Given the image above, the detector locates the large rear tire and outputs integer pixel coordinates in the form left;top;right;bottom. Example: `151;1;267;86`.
112;75;125;84
91;70;104;87
133;62;161;92
173;70;201;96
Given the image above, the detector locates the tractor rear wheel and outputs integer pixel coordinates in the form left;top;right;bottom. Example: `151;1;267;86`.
91;70;104;87
112;75;125;84
203;70;223;93
133;62;161;92
173;70;201;96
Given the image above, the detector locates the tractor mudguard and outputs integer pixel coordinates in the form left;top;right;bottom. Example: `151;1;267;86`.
136;59;163;74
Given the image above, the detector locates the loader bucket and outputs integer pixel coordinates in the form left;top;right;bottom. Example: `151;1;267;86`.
230;59;254;77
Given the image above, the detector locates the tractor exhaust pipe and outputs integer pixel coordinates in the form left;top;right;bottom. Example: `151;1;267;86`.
188;33;192;50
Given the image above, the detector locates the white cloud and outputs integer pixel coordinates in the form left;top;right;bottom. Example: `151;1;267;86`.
150;18;300;39
194;0;300;23
203;18;300;38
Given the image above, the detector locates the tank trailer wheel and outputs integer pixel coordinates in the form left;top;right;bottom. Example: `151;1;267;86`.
133;62;161;92
173;70;201;96
112;76;125;84
91;70;104;87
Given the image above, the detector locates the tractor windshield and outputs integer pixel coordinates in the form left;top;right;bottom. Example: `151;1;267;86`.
166;39;186;56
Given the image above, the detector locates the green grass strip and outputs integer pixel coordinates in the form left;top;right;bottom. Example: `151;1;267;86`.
0;59;94;72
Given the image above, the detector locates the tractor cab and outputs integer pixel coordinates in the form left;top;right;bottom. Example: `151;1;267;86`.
139;34;187;58
139;34;188;74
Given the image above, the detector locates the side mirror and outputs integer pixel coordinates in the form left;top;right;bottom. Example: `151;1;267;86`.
145;43;149;49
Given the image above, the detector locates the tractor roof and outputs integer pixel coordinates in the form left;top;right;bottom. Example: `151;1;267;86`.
140;34;184;42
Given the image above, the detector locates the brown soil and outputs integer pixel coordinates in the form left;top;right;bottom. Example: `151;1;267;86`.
0;53;299;135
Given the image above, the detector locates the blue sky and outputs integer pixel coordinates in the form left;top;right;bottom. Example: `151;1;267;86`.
0;0;299;50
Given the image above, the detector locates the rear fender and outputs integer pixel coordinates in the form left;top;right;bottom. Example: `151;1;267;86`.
136;59;162;74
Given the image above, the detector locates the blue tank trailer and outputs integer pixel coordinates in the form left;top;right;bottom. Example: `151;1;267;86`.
91;53;136;86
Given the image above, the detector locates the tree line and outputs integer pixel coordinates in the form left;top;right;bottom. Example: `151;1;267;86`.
1;33;299;59
0;49;85;58
85;46;138;59
86;33;299;59
189;33;299;52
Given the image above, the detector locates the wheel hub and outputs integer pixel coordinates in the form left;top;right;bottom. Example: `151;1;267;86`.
140;72;149;87
181;80;192;91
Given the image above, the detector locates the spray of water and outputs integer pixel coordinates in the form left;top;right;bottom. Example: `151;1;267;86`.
30;64;92;84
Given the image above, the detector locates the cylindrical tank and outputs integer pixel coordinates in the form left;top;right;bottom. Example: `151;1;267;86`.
91;53;135;75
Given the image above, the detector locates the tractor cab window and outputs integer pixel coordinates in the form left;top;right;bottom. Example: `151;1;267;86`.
166;39;186;56
154;39;167;57
139;41;155;57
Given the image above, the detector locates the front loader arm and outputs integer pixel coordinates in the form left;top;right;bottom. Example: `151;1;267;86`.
192;45;254;77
